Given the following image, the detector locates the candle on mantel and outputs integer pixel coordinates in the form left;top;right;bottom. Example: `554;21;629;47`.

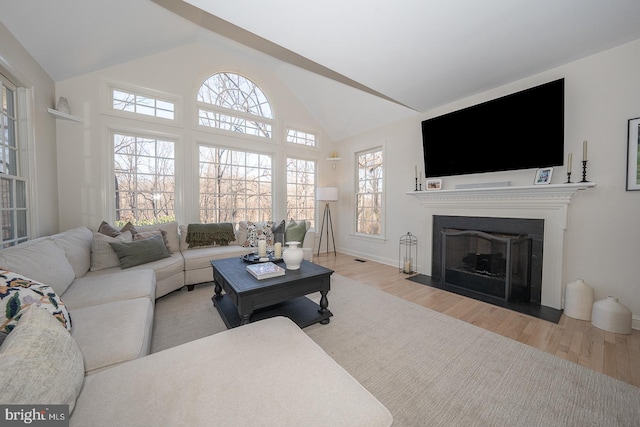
583;140;588;161
415;165;418;180
567;153;572;173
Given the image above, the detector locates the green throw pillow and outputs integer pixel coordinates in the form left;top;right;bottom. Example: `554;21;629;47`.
109;235;171;269
285;220;307;244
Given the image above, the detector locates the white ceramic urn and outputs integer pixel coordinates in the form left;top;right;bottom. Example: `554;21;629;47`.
591;296;632;334
564;278;594;321
282;241;303;270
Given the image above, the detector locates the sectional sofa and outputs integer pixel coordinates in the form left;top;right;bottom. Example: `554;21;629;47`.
0;224;392;426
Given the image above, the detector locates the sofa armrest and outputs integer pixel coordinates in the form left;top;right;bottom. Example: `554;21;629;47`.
303;228;316;251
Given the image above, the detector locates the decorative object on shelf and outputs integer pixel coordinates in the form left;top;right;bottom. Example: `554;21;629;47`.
426;178;442;191
626;118;640;190
282;241;304;270
399;232;417;274
581;140;589;183
565;152;573;183
534;167;553;185
591;296;632;334
316;187;338;256
56;97;71;114
327;152;341;170
564;278;594;321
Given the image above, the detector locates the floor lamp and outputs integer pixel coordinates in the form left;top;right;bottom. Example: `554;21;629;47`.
316;187;338;256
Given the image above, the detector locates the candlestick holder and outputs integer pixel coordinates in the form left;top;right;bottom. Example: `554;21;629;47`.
415;177;418;191
419;182;422;191
580;160;589;182
565;171;572;184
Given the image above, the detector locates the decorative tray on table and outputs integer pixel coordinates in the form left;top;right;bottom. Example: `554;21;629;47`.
242;253;282;263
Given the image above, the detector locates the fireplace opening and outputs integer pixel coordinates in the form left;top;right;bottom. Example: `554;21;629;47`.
408;215;562;323
442;229;531;302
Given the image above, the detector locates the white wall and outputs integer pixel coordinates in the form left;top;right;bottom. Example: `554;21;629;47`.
54;39;334;231
333;39;640;327
0;22;59;237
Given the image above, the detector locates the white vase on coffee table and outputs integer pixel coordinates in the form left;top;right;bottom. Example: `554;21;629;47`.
283;241;303;270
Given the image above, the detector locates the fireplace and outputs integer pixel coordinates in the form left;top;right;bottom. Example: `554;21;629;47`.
408;182;595;321
433;216;543;306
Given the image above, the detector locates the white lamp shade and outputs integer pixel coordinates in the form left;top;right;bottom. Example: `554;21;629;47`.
317;187;338;201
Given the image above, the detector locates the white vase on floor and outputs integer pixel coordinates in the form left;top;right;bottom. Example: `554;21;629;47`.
591;296;632;334
283;241;303;270
564;278;594;321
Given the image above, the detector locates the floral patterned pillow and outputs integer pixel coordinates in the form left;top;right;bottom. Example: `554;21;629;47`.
243;221;275;247
0;269;72;334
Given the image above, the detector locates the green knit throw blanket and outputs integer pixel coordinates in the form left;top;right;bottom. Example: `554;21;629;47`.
186;223;235;248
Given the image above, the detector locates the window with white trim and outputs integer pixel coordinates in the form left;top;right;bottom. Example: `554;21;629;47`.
286;158;316;226
111;87;175;120
197;72;273;138
0;77;27;247
355;148;384;236
286;129;316;147
113;132;176;226
199;145;272;223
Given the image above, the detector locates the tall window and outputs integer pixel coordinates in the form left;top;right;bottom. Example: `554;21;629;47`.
199;145;272;223
286;158;315;226
197;72;273;138
355;148;384;236
0;77;27;247
113;133;175;226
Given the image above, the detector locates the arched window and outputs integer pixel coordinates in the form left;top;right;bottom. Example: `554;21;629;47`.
197;72;273;139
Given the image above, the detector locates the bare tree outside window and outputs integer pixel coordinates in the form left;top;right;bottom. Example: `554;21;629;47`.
286;157;316;226
199;145;272;223
197;72;273;138
356;149;384;235
114;133;176;226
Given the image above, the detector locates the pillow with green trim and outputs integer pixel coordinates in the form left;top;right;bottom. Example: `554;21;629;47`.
285;220;307;244
109;234;171;269
0;269;72;334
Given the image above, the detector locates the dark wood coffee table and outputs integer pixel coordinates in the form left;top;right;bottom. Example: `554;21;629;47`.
210;258;333;328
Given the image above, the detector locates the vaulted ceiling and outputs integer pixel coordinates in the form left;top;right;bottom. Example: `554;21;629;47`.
2;0;640;140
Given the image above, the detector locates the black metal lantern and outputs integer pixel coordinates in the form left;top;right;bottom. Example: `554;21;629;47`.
399;232;418;274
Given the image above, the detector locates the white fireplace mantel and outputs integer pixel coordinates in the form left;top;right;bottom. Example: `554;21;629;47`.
408;182;596;310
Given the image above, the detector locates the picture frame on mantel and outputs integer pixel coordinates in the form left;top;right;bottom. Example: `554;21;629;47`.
426;178;442;191
626;117;640;191
534;167;553;185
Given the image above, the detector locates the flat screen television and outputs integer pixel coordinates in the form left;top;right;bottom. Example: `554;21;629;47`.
422;78;564;178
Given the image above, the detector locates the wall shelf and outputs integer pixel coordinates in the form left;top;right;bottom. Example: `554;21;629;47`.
47;108;84;124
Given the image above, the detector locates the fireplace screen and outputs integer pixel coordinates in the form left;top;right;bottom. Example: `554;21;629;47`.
441;229;532;301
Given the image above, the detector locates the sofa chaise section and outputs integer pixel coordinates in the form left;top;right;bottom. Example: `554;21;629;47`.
70;316;393;427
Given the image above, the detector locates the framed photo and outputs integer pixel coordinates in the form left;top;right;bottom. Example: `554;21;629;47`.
626;117;640;190
534;167;553;185
426;178;442;191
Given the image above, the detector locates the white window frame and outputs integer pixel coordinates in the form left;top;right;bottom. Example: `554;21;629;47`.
354;147;385;239
103;80;182;127
286;128;317;148
196;72;274;141
111;130;177;226
0;76;28;247
286;157;316;227
198;143;273;223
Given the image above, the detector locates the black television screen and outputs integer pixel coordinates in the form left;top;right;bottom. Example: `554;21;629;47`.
422;78;564;178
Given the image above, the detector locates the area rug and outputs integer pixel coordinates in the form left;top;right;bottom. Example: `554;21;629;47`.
152;275;640;426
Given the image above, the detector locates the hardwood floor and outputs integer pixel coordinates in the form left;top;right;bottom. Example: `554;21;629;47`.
314;253;640;388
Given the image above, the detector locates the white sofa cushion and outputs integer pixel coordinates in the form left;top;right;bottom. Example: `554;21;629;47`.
51;226;94;278
0;237;75;296
71;298;154;374
61;268;156;310
0;306;84;412
71;317;392;427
